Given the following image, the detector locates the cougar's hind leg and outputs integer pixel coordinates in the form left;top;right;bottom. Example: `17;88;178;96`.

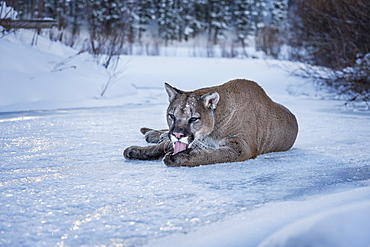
140;127;153;135
140;127;169;143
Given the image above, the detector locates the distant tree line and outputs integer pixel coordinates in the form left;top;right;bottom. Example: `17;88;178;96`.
3;0;288;58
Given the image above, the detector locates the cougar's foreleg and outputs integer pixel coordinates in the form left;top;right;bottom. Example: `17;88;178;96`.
163;137;257;167
124;141;173;160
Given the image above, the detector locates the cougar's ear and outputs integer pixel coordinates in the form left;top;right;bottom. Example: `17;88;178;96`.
164;82;183;102
201;92;219;110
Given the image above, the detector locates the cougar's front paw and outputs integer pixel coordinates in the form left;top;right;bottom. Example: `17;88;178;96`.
124;146;144;160
163;153;180;167
163;152;191;167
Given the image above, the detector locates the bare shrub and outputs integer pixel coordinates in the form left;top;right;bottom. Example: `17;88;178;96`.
288;0;370;105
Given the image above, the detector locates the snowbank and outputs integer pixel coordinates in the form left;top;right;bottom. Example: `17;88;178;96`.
0;30;136;112
148;184;370;247
1;29;315;113
259;199;370;247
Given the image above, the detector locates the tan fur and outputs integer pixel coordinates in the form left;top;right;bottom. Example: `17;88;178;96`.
124;79;298;166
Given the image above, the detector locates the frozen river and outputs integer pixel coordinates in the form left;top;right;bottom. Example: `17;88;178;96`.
1;96;370;246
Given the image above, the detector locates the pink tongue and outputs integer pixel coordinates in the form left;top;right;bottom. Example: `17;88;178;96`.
173;141;188;155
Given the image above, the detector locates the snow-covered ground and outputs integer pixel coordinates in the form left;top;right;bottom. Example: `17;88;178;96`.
1;30;370;246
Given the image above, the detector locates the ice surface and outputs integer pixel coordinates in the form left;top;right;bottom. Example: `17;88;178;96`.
1;99;370;246
1;30;370;246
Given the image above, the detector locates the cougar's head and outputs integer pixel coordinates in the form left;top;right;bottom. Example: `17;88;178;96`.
165;83;219;155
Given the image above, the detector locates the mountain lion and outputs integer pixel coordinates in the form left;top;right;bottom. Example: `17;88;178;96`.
124;79;298;167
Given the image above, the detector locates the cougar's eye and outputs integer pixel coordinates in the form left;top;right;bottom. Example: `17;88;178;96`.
168;113;175;120
189;117;200;124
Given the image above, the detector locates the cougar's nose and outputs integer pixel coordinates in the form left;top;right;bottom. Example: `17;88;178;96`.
173;132;184;139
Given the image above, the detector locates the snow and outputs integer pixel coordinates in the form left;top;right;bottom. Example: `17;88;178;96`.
150;185;370;247
0;1;17;19
0;30;137;112
1;30;370;247
259;199;370;247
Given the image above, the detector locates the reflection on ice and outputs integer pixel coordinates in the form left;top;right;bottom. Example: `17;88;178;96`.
0;116;40;123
